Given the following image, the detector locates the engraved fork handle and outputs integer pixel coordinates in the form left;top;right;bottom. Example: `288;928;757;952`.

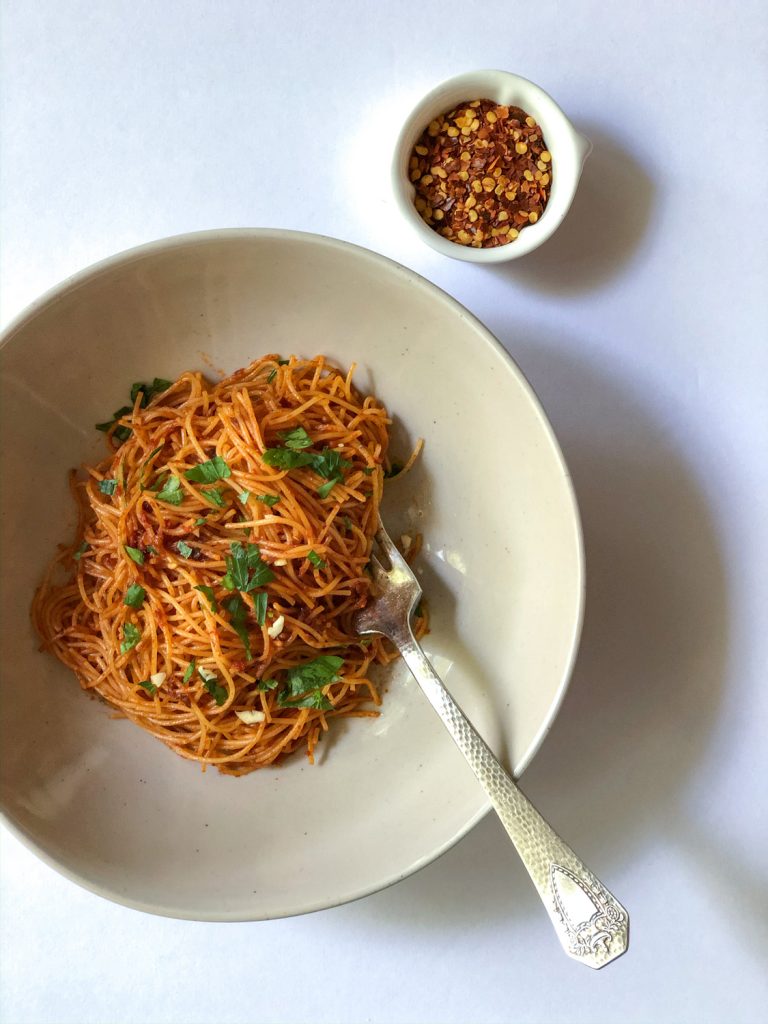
395;627;629;969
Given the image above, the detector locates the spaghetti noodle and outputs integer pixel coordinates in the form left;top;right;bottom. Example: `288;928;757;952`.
32;355;426;775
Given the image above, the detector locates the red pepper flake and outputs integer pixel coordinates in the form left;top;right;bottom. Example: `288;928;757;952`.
408;99;553;248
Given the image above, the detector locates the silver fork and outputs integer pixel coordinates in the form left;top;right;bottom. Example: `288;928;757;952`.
354;525;629;969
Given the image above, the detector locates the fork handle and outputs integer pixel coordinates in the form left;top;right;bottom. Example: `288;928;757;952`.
395;628;629;969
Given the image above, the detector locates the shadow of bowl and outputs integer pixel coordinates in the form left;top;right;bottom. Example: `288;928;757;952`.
334;328;729;936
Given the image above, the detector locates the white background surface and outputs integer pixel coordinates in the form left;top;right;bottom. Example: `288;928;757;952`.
1;2;767;1022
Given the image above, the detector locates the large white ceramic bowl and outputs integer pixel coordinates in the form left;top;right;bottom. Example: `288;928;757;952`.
0;230;583;920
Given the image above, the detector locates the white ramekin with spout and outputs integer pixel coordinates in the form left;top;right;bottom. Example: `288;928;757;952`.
392;70;591;263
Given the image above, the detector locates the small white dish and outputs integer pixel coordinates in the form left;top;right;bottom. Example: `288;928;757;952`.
392;70;591;263
0;229;583;920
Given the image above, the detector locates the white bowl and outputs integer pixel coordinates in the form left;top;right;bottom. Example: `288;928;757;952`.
0;229;583;920
392;70;591;263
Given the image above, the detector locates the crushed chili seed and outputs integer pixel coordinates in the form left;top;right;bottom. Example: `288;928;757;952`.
408;99;553;248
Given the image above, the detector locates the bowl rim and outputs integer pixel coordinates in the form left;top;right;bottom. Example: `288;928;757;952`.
0;227;585;920
391;69;591;263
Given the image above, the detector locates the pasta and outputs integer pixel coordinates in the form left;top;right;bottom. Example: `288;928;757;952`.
32;354;426;775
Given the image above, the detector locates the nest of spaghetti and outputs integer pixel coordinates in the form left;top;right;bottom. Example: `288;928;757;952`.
32;354;426;775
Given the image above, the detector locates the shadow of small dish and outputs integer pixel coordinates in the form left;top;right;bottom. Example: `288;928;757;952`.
496;126;656;294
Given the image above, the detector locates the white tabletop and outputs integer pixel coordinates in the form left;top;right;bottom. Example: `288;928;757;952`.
2;3;767;1022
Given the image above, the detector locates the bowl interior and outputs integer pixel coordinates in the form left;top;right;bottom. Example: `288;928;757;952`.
393;71;589;262
0;230;582;919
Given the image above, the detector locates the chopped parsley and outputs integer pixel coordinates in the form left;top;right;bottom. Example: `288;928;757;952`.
342;516;353;533
194;517;208;526
316;479;336;499
182;660;196;684
275;654;343;710
280;426;313;450
278;359;289;365
156;476;184;505
201;487;226;507
95;406;132;444
221;541;274;593
138;444;164;489
238;489;251;504
199;667;227;707
124;583;146;609
307;550;326;569
96;379;170;445
224;594;252;658
120;622;141;655
138;679;157;695
313;449;352;498
262;428;352;498
73;541;90;561
361;467;374;476
384;461;404;479
98;478;118;495
124;545;145;565
255;493;279;507
255;677;279;691
130;378;171;406
184;456;231;483
261;448;315;470
267;369;277;384
194;585;217;612
252;590;268;626
175;540;194;559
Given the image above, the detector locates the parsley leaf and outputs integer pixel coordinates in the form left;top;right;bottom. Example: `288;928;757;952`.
262;448;315;470
96;406;133;443
156;476;184;505
311;448;351;481
138;679;157;695
317;479;337;500
182;661;195;684
307;550;326;569
278;359;289;366
256;677;279;691
362;467;374;476
98;478;118;495
342;516;353;533
201;487;226;507
194;585;217;612
222;542;274;593
280;689;335;710
225;594;251;658
280;426;313;450
124;545;145;565
252;590;268;626
124;583;146;609
120;622;141;655
130;378;171;406
199;667;227;706
175;541;194;559
139;444;164;489
184;457;231;483
146;545;158;555
73;541;90;561
312;449;352;498
267;369;277;384
262;441;351;498
238;490;251;504
255;493;279;507
194;517;208;526
276;654;343;710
